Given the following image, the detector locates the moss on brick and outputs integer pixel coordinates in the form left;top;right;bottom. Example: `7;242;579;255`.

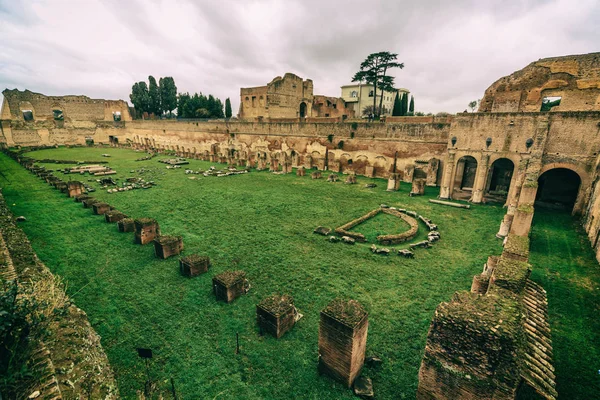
504;234;530;259
492;257;531;294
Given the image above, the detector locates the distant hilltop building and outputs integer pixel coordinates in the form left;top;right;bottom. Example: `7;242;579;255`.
1;89;131;123
239;73;355;121
340;84;409;116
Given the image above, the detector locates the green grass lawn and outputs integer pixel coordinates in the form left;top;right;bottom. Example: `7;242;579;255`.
0;147;597;399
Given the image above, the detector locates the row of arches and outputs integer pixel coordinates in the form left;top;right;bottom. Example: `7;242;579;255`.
453;155;582;212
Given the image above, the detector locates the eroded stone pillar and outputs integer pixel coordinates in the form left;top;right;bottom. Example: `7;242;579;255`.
439;151;456;199
471;154;490;204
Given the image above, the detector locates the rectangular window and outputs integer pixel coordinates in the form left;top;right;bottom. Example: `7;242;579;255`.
113;111;122;122
22;110;33;121
53;110;64;121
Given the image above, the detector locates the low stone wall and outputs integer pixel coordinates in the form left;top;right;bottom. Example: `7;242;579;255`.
416;233;557;400
0;193;118;399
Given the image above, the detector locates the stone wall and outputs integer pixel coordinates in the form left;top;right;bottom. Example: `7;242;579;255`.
240;73;314;120
1;89;131;122
480;53;600;113
0;192;118;399
417;235;557;400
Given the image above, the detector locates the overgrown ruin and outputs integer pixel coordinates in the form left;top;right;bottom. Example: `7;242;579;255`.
1;52;600;399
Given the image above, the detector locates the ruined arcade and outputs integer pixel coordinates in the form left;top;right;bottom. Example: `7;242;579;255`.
0;42;599;400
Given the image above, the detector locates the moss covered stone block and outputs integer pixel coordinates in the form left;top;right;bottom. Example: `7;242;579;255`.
212;270;248;303
180;254;210;277
257;294;297;338
153;235;183;259
318;299;368;387
503;233;530;262
92;202;111;215
105;210;127;223
117;218;135;233
134;218;160;245
82;198;99;208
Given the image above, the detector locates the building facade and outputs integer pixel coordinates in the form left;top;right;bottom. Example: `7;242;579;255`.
239;73;354;121
340;84;409;116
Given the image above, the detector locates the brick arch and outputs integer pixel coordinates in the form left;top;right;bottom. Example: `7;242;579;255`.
539;162;589;186
538;162;590;215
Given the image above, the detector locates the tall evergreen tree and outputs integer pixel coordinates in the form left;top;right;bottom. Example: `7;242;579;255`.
352;52;404;118
130;82;150;118
225;98;232;119
159;77;177;116
401;93;409;116
392;92;402;116
148;76;161;116
409;95;415;114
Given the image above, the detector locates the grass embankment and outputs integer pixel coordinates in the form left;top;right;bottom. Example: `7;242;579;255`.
2;147;590;398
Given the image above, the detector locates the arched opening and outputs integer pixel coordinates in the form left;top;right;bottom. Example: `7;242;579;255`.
299;102;307;118
536;168;581;212
485;158;514;201
454;156;478;192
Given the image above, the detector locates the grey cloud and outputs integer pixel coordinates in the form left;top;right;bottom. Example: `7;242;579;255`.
0;0;599;114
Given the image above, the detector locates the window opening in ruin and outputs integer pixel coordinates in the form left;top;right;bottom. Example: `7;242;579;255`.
540;96;561;112
252;96;256;107
369;90;374;97
536;168;581;212
486;158;514;200
299;102;307;118
85;136;94;146
53;110;64;121
113;111;122;122
454;156;477;191
22;110;33;121
351;91;358;98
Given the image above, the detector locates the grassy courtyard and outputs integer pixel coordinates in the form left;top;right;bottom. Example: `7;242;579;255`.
0;147;597;399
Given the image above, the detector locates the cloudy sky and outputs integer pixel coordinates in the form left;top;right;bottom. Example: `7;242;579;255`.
1;0;599;115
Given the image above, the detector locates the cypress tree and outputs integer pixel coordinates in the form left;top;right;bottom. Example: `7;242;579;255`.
392;93;402;116
401;93;408;116
225;98;232;119
409;95;415;114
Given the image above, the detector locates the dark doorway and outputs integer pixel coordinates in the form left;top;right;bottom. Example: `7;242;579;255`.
536;168;581;212
488;158;514;194
299;102;307;118
455;156;478;190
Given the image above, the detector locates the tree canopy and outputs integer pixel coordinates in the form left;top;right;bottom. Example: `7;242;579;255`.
130;82;150;116
159;77;177;115
177;92;224;119
352;52;404;117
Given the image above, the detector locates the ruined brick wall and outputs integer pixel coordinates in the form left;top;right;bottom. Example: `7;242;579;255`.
240;73;314;120
1;89;131;122
480;53;600;113
417;235;558;400
121;119;449;179
312;95;355;119
0;193;118;399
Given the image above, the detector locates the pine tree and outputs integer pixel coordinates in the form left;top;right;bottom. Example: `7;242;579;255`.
225;98;232;119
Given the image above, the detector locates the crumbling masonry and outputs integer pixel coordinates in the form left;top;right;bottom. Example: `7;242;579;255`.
2;52;600;399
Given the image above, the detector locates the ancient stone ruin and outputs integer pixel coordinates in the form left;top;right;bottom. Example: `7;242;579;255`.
318;299;368;387
256;294;299;338
179;254;211;277
134;218;160;245
212;270;249;303
153;235;184;259
417;233;556;400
